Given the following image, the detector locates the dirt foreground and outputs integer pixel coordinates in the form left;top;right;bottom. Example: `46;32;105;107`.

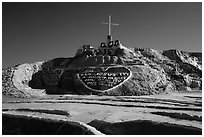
2;91;202;135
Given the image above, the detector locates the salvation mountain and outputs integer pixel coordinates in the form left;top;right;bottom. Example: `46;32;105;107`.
2;42;202;98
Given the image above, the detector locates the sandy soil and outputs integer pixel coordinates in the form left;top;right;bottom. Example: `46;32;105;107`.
2;91;202;135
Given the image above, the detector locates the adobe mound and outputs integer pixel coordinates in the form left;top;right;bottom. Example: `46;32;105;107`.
2;45;202;97
3;113;103;135
88;119;201;135
2;62;46;98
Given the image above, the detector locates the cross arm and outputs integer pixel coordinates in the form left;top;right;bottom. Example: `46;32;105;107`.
101;22;119;25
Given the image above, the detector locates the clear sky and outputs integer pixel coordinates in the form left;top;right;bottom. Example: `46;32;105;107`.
2;2;202;68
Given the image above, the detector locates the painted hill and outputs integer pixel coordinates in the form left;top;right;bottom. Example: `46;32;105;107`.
2;44;202;98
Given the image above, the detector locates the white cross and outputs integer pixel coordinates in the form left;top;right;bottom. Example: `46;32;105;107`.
102;15;119;36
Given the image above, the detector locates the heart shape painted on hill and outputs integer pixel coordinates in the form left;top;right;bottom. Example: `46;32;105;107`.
78;66;131;92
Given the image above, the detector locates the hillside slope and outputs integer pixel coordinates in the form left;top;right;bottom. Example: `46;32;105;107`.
2;45;202;97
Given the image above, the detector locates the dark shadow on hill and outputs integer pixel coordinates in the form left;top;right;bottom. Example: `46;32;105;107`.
28;71;46;89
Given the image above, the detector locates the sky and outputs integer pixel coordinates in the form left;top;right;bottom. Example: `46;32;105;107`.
2;2;202;68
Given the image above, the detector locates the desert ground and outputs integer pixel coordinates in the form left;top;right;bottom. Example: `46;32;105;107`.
2;90;202;135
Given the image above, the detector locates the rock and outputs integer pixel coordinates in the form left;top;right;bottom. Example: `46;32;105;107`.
162;49;202;77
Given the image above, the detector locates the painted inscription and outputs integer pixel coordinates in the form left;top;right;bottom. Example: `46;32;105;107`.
78;67;131;91
99;40;121;55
